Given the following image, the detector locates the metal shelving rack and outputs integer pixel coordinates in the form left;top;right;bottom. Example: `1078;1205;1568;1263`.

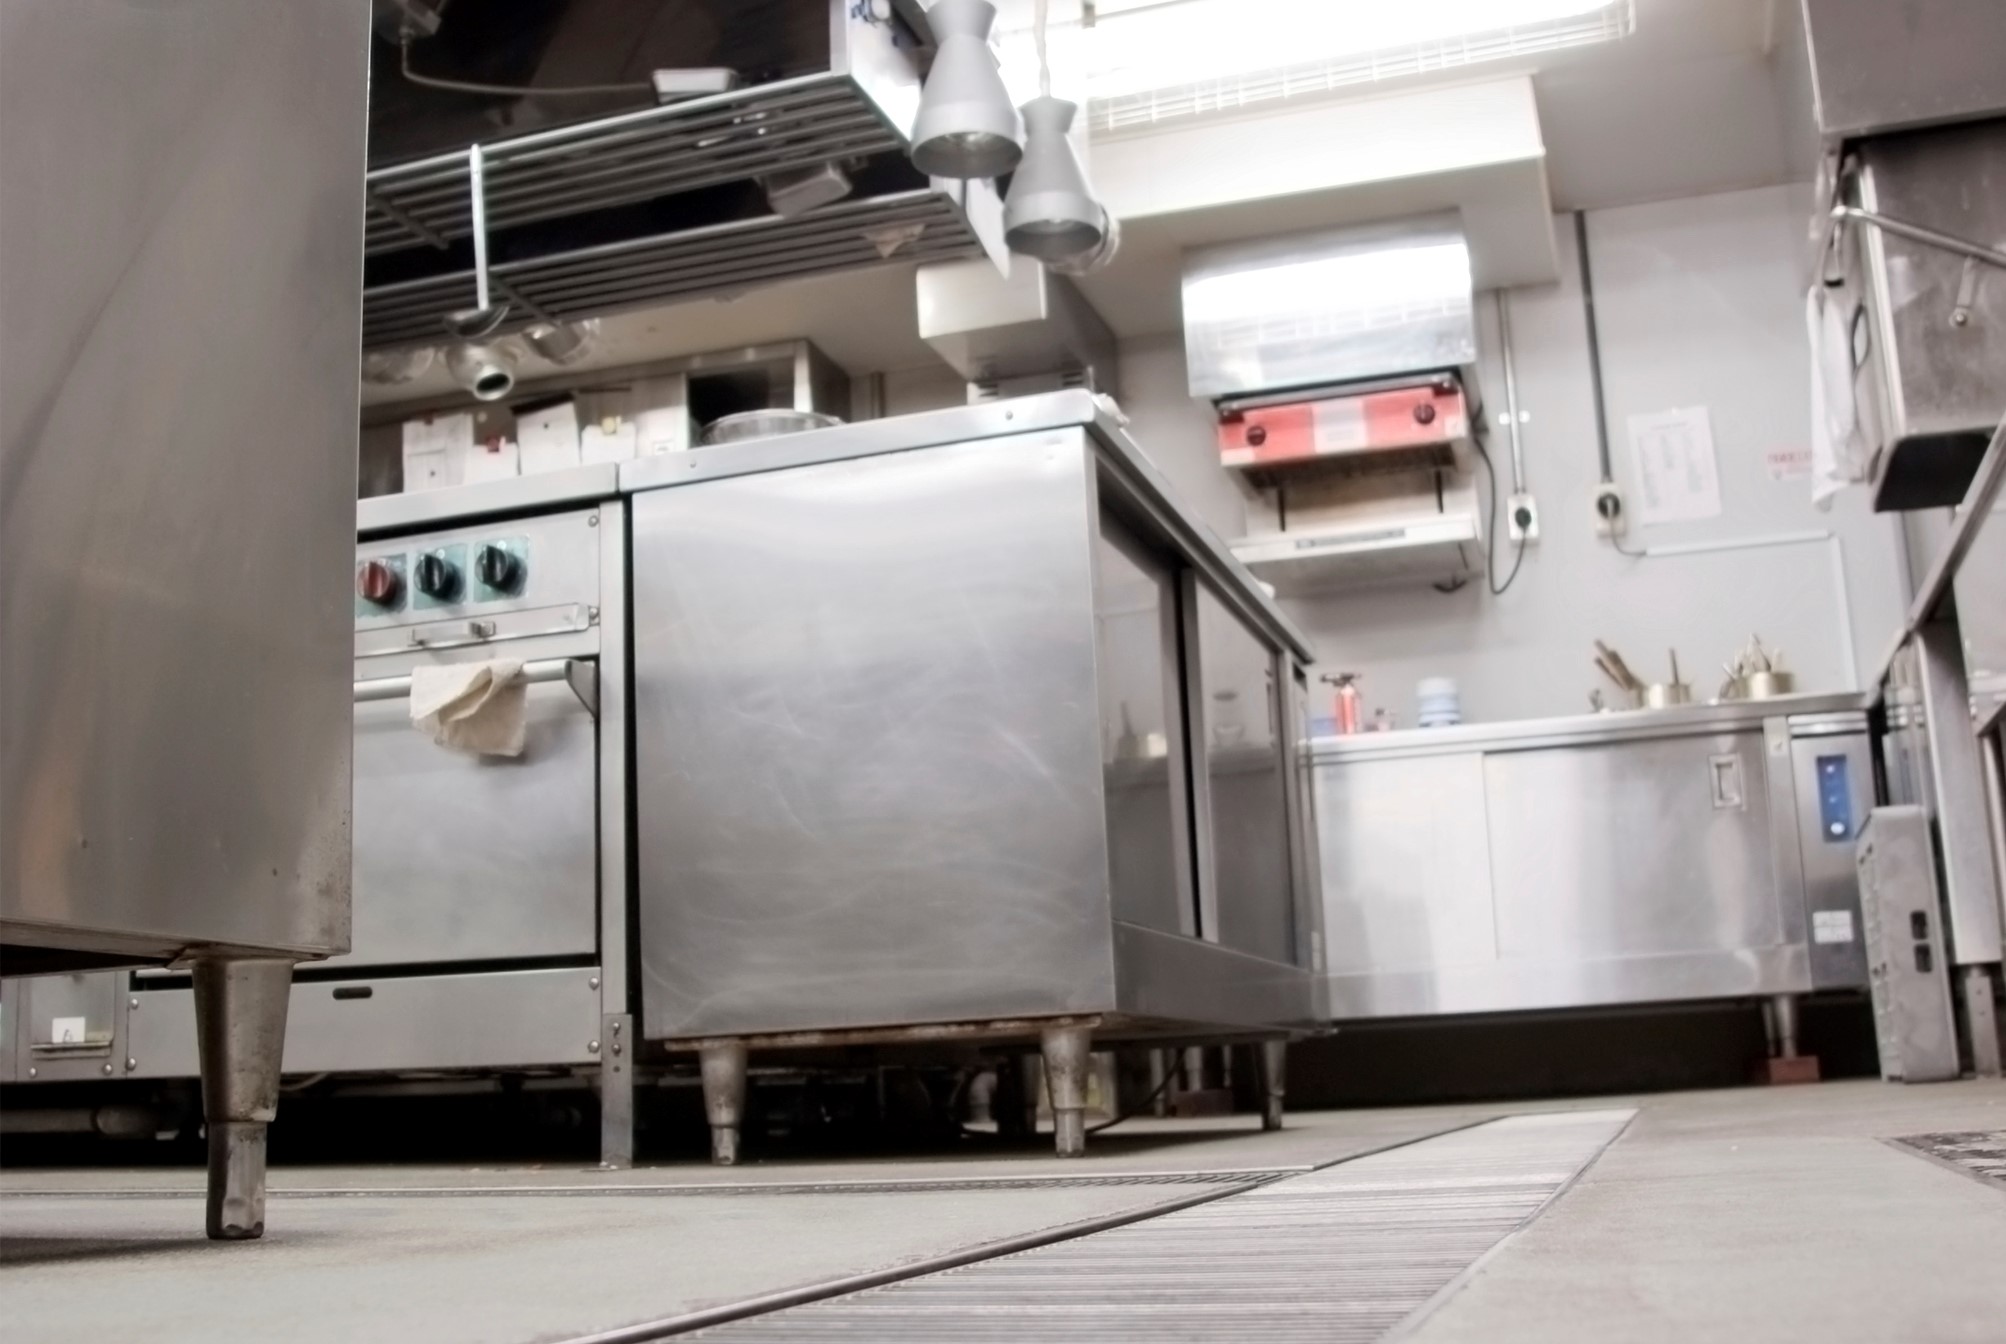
361;6;993;350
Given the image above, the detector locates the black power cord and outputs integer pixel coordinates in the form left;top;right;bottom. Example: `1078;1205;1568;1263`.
1470;434;1529;596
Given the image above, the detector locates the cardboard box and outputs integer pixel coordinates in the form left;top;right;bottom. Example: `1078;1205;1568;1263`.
518;398;581;475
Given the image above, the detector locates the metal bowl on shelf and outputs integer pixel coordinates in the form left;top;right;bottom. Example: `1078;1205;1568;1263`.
699;409;843;445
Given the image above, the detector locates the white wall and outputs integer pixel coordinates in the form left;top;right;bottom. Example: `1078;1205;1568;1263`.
1105;184;1911;726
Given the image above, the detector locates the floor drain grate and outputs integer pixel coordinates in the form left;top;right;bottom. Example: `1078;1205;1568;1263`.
1892;1130;2006;1188
678;1110;1633;1343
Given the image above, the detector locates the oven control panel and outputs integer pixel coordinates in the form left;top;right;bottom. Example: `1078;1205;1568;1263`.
354;506;605;657
354;537;529;616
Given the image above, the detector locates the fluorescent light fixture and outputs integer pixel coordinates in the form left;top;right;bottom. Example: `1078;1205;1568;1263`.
1088;0;1630;130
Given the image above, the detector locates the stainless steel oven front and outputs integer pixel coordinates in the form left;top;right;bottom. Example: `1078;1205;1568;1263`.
96;492;636;1166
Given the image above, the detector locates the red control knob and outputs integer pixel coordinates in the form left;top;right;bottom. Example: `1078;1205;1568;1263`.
357;559;401;607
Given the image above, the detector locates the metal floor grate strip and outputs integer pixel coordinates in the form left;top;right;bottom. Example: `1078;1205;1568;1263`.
675;1111;1633;1342
6;1170;1284;1201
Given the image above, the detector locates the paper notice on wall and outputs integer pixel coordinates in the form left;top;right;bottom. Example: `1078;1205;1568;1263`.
1812;910;1856;945
1765;447;1814;481
1628;406;1722;525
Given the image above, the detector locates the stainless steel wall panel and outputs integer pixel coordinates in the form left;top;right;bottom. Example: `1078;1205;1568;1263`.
342;681;599;969
1;0;367;962
1486;733;1780;961
630;432;1119;1039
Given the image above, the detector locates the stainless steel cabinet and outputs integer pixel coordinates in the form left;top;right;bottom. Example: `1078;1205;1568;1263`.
1314;697;1875;1018
622;393;1321;1157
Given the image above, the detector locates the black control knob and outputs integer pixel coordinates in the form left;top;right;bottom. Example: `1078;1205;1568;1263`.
475;543;522;593
414;551;461;601
356;559;401;608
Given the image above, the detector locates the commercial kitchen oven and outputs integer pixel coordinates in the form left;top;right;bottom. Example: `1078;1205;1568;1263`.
1311;695;1877;1063
3;467;638;1166
618;391;1326;1159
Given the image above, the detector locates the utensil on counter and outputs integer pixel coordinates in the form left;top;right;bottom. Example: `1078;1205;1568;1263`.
1719;635;1794;700
1641;681;1694;709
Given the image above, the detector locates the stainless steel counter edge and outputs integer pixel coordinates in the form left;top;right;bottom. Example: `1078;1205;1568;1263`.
617;390;1318;663
358;464;622;536
1311;691;1873;761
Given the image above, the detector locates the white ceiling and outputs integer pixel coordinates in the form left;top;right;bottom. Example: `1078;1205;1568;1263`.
364;0;1806;410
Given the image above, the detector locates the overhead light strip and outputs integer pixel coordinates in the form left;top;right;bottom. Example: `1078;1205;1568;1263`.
1088;0;1634;136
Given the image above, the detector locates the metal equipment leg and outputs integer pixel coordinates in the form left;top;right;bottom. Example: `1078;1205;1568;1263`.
190;957;293;1241
1041;1025;1092;1158
1257;1039;1288;1132
700;1041;748;1165
598;1013;635;1169
1770;993;1800;1058
1762;992;1819;1084
1963;965;2003;1079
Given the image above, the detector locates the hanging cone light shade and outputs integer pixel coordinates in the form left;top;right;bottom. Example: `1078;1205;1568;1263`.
1003;95;1107;262
910;0;1023;180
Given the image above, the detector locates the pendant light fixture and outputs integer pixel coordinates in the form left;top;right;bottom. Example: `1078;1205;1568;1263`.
910;0;1023;180
1003;95;1107;262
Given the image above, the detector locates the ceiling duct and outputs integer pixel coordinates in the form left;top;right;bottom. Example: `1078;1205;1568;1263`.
918;257;1118;400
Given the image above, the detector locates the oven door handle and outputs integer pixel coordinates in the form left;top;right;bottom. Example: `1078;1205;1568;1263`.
353;657;597;719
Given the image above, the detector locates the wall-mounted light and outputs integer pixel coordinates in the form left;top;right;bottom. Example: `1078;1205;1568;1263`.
1003;96;1106;263
445;341;517;401
910;0;1023;180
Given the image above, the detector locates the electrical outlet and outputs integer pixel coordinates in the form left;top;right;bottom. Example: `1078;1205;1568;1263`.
1594;484;1626;538
1506;492;1539;543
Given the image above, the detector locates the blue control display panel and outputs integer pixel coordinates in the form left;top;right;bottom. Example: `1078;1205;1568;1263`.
1816;754;1853;842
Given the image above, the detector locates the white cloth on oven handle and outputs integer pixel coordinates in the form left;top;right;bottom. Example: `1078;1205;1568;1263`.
409;659;528;757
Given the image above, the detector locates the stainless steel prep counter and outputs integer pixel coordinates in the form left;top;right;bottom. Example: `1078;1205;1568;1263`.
1312;694;1875;1020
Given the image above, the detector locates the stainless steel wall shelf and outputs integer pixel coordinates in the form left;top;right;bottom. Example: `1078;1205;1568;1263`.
366;76;905;258
364;189;982;350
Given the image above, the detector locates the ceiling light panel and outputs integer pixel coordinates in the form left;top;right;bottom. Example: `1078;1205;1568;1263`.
1088;0;1633;135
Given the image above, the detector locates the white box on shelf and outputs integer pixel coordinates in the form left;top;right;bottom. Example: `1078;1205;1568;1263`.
461;435;520;483
401;411;474;493
518;399;581;475
582;416;639;464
